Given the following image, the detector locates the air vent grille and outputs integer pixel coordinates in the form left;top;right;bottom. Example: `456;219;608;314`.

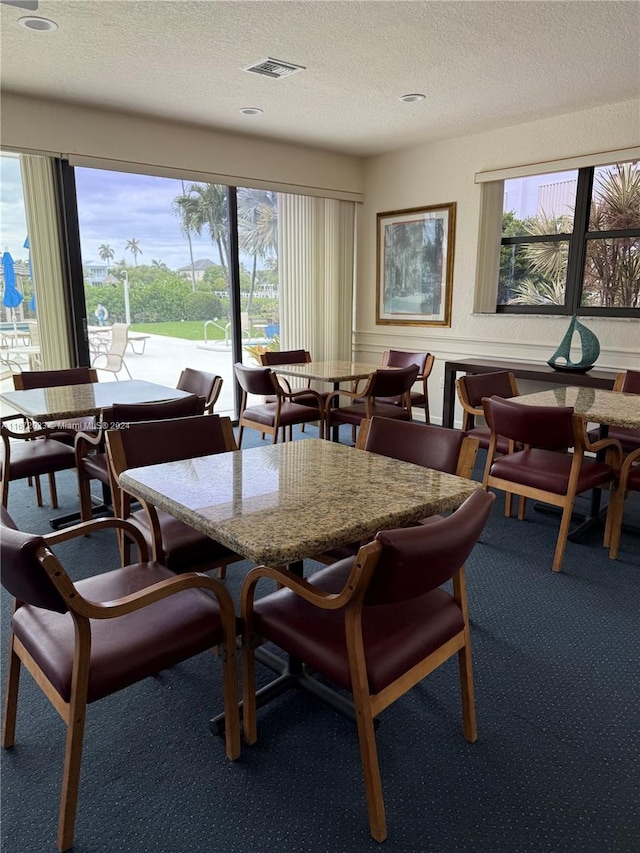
242;57;306;80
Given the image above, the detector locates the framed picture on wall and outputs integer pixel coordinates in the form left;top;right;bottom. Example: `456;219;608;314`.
376;202;456;327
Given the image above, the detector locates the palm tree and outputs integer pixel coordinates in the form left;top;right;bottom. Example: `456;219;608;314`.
173;183;230;284
126;238;142;266
509;163;640;308
237;188;278;314
151;259;168;270
98;243;115;271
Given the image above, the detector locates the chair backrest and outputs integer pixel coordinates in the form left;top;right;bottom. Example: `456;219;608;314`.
0;521;68;613
234;362;278;397
365;489;494;606
357;417;470;475
381;350;431;377
260;349;311;366
106;414;237;476
176;368;223;412
13;367;98;390
109;323;130;355
483;396;575;450
110;393;204;423
457;371;519;410
364;365;419;398
618;370;640;394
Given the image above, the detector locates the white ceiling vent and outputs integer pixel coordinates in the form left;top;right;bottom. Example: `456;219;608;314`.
242;57;306;80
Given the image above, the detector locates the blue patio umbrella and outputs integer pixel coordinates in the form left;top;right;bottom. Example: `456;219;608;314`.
2;250;24;310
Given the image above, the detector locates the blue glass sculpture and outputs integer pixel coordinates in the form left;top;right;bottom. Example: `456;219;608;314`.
547;315;600;372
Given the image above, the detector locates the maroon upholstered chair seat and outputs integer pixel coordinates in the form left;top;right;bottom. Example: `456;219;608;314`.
253;558;463;694
237;400;323;427
327;401;412;425
489;449;614;495
12;560;225;704
2;437;75;479
242;489;494;843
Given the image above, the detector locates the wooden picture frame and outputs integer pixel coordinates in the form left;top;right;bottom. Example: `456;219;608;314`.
376;202;456;327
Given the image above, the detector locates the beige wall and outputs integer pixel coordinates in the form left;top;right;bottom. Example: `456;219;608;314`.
0;93;364;200
357;99;640;423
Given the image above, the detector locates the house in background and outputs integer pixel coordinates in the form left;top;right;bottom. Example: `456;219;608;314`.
177;259;214;283
84;262;109;286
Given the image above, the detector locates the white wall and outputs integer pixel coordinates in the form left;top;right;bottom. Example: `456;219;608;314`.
0;93;364;200
357;99;640;423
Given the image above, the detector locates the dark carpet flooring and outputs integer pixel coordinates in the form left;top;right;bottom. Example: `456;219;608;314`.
1;426;639;853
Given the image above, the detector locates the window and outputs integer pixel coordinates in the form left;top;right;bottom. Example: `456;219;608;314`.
497;160;639;316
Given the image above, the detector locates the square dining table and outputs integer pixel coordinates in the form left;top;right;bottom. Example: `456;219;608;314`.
119;437;481;729
269;360;390;441
0;379;191;424
0;379;192;528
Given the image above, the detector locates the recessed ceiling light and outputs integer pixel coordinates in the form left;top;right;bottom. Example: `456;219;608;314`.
400;93;426;103
239;107;263;116
18;15;58;32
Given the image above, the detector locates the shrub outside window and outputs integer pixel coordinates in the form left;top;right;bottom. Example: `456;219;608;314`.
497;161;639;316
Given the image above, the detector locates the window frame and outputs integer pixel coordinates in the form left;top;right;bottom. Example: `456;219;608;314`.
497;163;640;317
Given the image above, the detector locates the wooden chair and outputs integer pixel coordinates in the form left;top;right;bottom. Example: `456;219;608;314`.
241;489;494;842
380;350;435;423
106;414;244;577
356;416;479;479
1;510;240;853
588;370;640;454
234;362;325;447
1;417;76;509
260;349;330;435
91;322;132;379
325;364;419;443
482;395;622;572
75;393;205;522
456;370;520;452
5;367;98;508
605;446;640;559
176;367;223;414
315;417;479;564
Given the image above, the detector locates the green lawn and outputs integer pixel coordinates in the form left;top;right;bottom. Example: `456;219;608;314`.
130;321;226;341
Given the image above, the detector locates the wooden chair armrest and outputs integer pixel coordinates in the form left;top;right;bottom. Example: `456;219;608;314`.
325;388;361;412
43;516;150;560
1;415;53;440
48;566;236;622
241;540;382;618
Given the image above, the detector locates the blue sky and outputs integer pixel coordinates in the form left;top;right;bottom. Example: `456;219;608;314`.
1;155;250;270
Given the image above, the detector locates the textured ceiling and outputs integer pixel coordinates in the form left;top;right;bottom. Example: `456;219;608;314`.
1;0;639;157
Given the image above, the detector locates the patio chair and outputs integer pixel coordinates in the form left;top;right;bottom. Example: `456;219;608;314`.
91;322;132;379
241;489;494;842
1;510;240;853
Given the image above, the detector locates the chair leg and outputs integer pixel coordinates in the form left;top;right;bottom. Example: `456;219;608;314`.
504;492;512;517
517;496;526;520
49;472;59;509
353;692;387;842
2;636;21;749
457;634;477;743
242;638;258;745
552;501;574;572
35;474;43;506
57;694;88;852
77;474;95;522
606;487;624;560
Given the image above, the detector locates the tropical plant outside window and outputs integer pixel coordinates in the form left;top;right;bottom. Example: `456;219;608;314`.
498;160;640;316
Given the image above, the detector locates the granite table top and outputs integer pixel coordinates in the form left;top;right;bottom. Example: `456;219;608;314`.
120;438;481;566
270;360;388;384
0;380;190;422
513;387;640;429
